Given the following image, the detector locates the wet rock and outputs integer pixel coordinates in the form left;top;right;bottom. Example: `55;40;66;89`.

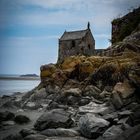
66;95;80;106
126;107;140;126
78;97;91;106
118;110;132;119
2;120;15;126
62;88;82;96
0;111;15;122
24;134;47;140
20;128;37;138
2;133;23;140
97;125;123;140
14;115;30;124
47;101;68;110
79;113;110;139
40;128;80;137
23;101;42;110
30;88;47;101
83;85;101;98
111;91;124;109
46;84;60;95
34;109;74;131
78;102;109;114
113;124;140;140
102;112;118;124
100;90;112;99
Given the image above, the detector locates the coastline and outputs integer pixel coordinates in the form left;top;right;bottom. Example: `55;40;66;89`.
0;76;40;81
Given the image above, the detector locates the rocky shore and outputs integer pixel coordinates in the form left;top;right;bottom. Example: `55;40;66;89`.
0;7;140;140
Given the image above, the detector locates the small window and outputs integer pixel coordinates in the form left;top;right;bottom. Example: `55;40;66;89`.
71;40;75;48
88;44;91;49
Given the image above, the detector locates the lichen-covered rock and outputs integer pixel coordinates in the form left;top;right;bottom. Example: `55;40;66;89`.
40;63;56;81
113;81;135;99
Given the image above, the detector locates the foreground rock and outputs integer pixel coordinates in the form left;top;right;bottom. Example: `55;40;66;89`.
14;115;30;124
40;128;80;137
0;111;15;122
79;113;110;139
111;81;135;109
2;133;23;140
97;125;123;140
113;124;140;140
24;134;47;140
34;109;74;131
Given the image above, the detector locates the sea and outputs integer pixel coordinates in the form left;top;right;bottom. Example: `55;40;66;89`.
0;74;40;96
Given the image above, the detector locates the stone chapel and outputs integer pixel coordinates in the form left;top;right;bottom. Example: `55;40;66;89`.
58;22;95;62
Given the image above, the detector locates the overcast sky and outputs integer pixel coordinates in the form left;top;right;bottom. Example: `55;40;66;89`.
0;0;140;74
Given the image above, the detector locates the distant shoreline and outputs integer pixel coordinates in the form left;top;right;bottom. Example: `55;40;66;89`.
0;76;40;81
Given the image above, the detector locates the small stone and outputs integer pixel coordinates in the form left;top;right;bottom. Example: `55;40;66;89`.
14;115;30;124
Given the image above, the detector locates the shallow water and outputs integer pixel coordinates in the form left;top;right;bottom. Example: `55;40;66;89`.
0;78;40;95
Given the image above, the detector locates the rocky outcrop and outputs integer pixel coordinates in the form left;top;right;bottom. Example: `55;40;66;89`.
112;7;140;44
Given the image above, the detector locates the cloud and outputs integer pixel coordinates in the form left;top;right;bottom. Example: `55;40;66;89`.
94;34;110;39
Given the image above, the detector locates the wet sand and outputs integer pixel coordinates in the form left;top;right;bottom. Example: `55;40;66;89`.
0;109;43;140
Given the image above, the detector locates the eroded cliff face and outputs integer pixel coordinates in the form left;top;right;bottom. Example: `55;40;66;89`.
111;7;140;44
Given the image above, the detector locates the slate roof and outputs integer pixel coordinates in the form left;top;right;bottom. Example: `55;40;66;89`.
60;29;88;41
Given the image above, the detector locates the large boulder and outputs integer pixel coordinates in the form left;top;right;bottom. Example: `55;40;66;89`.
79;114;110;139
113;81;135;99
111;81;135;109
34;109;74;131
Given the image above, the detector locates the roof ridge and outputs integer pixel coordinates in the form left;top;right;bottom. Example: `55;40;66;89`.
66;29;88;33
